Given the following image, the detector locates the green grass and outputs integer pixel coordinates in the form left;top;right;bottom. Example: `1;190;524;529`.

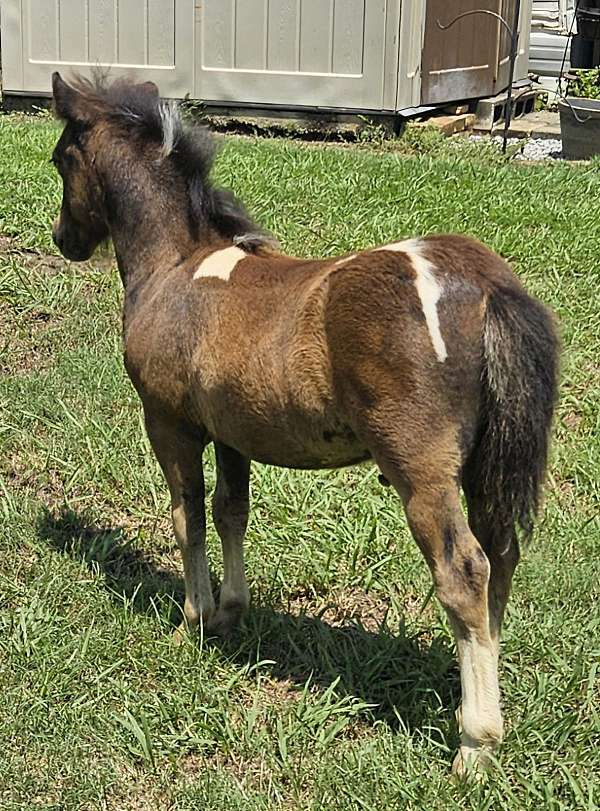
0;115;599;810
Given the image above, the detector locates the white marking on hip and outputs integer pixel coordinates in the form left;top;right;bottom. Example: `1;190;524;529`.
374;239;447;362
334;253;357;266
193;246;247;281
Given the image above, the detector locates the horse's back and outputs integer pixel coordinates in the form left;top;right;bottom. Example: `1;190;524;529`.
127;235;509;469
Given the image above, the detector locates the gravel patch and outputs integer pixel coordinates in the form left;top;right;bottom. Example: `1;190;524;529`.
470;135;563;161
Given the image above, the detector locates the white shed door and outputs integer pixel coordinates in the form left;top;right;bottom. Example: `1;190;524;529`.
1;0;195;97
195;0;397;111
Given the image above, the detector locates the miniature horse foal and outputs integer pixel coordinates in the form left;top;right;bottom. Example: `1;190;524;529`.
50;73;559;775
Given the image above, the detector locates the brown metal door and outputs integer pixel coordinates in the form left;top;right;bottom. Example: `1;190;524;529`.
421;0;515;105
496;0;520;89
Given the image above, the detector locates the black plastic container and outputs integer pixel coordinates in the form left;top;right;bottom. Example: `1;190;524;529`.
559;97;600;158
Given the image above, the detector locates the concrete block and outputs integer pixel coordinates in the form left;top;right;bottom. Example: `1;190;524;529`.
475;89;540;131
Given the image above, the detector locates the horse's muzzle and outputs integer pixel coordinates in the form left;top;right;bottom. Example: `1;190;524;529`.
52;217;93;262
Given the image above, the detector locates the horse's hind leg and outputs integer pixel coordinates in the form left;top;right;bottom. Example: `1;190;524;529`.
465;491;520;654
403;475;502;772
405;483;501;773
143;411;215;640
368;433;503;774
209;442;251;633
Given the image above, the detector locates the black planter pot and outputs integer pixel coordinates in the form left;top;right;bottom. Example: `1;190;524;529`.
559;97;600;159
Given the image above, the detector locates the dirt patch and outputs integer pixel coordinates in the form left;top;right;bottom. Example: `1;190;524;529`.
0;234;67;274
0;234;115;274
0;233;117;376
283;584;436;632
285;586;389;633
0;309;57;375
180;749;284;802
0;450;44;494
562;410;584;432
101;763;176;811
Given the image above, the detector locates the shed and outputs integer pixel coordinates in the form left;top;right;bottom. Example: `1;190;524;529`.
1;1;532;116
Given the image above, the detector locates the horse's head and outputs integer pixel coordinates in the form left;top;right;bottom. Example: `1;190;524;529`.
50;72;273;265
51;72;121;260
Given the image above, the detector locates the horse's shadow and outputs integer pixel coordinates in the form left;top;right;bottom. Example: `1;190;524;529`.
38;507;460;736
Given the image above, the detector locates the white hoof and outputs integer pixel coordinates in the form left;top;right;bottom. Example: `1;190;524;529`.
451;744;493;780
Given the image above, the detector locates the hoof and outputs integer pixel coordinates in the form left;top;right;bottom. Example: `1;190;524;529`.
205;602;247;636
172;609;216;645
451;745;493;781
172;621;194;646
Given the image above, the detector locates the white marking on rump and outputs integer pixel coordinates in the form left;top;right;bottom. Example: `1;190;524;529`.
334;253;358;266
374;239;448;362
193;246;247;281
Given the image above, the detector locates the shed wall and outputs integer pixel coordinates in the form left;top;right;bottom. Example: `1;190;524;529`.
421;0;532;105
1;0;531;111
194;0;405;111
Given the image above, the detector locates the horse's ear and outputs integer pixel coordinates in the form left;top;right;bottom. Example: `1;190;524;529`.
138;81;160;98
52;72;97;125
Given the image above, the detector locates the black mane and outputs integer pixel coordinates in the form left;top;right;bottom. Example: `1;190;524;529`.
63;74;275;248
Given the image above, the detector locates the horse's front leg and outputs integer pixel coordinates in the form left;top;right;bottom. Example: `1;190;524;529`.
144;410;215;640
209;442;251;633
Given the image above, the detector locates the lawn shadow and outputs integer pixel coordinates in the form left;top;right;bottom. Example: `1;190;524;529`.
39;505;185;609
39;506;459;736
223;606;459;735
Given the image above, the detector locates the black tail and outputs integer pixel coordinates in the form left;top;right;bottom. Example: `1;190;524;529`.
465;285;559;543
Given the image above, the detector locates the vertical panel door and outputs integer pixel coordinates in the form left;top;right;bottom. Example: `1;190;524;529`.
195;0;399;111
1;0;194;97
421;0;504;104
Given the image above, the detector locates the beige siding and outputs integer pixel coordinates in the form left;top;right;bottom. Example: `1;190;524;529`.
117;0;147;65
88;0;117;64
2;0;413;108
298;0;334;73
59;0;88;63
396;0;423;109
199;0;368;77
267;0;300;72
235;0;268;71
532;0;573;31
202;1;235;70
332;0;366;76
148;0;176;66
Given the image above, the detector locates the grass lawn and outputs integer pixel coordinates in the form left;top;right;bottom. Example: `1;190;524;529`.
0;115;598;810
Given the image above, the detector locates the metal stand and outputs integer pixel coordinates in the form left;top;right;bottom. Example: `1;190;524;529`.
437;2;523;154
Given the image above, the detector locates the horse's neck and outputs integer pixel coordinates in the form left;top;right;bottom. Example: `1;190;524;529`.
101;155;198;292
112;212;191;282
111;205;205;327
113;233;182;296
111;204;224;333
